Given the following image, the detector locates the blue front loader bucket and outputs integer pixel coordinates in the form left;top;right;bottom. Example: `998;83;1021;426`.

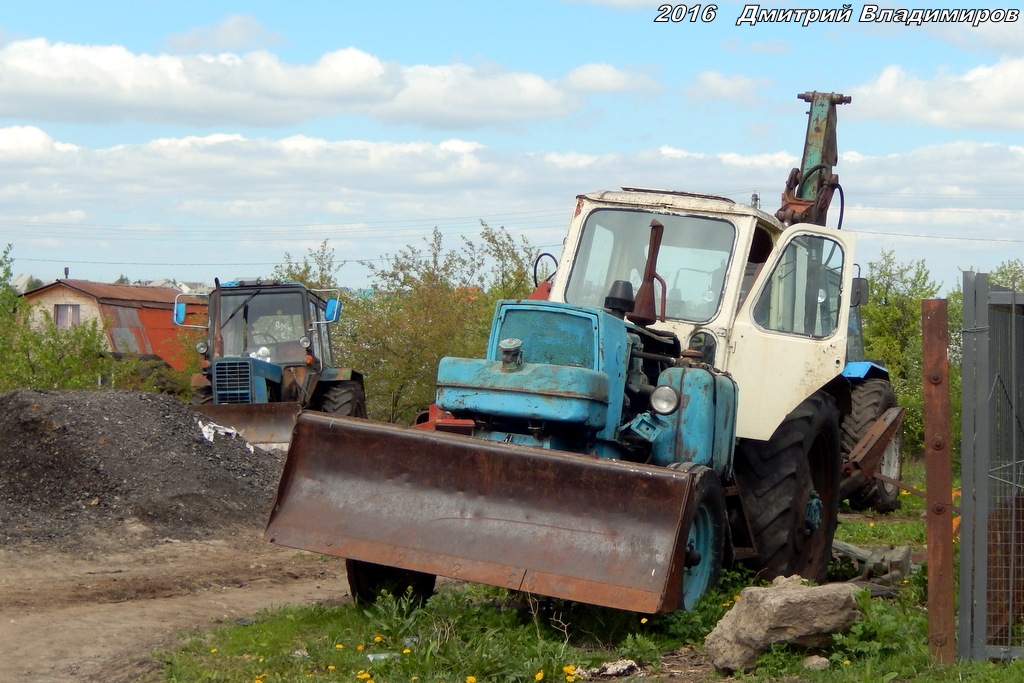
265;411;698;613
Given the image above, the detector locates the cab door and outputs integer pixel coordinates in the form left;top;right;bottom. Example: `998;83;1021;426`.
726;225;856;441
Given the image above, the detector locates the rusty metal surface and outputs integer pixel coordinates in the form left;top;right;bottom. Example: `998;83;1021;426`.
922;298;955;664
838;406;905;499
192;402;302;448
265;411;696;613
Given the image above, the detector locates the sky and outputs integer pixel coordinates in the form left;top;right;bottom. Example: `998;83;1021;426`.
1;1;1022;293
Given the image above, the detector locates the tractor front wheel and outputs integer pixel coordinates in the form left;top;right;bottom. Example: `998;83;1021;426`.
189;385;213;405
670;462;728;610
733;391;841;583
345;559;437;606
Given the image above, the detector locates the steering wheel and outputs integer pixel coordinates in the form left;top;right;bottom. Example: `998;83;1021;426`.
251;332;279;345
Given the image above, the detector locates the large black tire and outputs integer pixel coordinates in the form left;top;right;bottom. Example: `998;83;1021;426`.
318;380;367;417
733;392;842;583
189;385;213;405
670;462;728;610
345;559;437;606
842;379;902;514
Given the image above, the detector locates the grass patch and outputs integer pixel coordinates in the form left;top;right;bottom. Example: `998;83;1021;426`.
157;571;759;682
160;462;999;682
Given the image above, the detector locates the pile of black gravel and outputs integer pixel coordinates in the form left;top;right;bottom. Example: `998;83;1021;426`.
0;388;284;550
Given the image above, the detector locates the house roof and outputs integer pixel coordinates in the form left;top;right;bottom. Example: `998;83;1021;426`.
24;279;181;308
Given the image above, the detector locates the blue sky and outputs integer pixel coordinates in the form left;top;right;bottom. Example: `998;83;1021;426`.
1;1;1022;292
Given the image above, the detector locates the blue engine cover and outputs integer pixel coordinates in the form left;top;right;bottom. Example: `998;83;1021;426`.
436;358;610;428
648;365;738;479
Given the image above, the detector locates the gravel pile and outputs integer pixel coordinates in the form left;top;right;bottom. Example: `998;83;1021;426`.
0;388;285;551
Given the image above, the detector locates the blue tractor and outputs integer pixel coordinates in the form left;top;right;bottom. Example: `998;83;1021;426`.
174;279;365;449
264;92;902;611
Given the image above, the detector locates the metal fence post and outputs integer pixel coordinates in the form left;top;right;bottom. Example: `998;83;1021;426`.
922;298;955;664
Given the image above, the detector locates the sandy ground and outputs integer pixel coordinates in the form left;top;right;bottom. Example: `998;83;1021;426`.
0;535;345;682
0;533;717;683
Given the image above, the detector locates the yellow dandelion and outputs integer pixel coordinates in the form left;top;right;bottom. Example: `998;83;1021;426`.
357;644;365;651
467;676;477;683
403;648;412;654
255;679;262;683
336;644;344;649
328;665;336;670
535;672;544;681
722;602;730;607
374;636;383;643
869;522;875;527
734;595;740;601
844;660;851;665
640;617;648;624
562;665;576;675
210;648;218;654
567;677;575;682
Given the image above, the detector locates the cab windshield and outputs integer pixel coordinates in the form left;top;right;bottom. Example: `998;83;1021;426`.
217;290;307;360
564;209;736;322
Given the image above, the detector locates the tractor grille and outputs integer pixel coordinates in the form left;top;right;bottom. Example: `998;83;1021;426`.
497;308;597;369
212;360;254;404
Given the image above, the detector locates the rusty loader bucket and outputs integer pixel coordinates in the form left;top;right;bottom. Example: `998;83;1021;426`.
192;402;302;451
265;411;698;613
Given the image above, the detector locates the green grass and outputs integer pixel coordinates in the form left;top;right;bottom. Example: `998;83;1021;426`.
156;570;764;682
160;461;1007;682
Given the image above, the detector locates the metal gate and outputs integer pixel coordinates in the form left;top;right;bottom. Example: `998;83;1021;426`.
960;271;1024;660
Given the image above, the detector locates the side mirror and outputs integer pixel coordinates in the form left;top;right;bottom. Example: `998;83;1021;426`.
325;298;341;322
173;301;187;325
850;277;869;307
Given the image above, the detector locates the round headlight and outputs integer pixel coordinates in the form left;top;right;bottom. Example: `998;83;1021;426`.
299;335;312;349
195;340;209;355
650;385;680;415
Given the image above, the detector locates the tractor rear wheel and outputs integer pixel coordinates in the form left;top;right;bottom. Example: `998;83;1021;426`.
670;462;728;610
318;381;366;417
345;559;437;606
733;391;841;583
842;379;902;513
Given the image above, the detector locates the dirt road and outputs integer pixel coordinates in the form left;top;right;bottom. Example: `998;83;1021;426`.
0;534;345;682
0;389;714;682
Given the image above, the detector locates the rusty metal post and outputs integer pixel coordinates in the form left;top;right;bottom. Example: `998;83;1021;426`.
922;299;955;664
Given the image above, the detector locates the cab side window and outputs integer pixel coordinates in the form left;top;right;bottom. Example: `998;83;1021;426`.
753;234;843;339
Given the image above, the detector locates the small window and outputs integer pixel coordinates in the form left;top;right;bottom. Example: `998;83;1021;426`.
752;234;843;339
54;304;80;330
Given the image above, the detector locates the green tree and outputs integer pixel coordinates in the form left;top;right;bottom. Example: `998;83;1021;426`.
272;239;341;290
861;249;941;457
336;224;536;423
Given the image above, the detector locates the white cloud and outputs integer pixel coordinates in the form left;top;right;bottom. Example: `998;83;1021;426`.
0;38;595;128
853;59;1024;129
165;15;284;53
685;72;771;106
563;63;659;94
927;20;1024;56
2;126;1020;291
